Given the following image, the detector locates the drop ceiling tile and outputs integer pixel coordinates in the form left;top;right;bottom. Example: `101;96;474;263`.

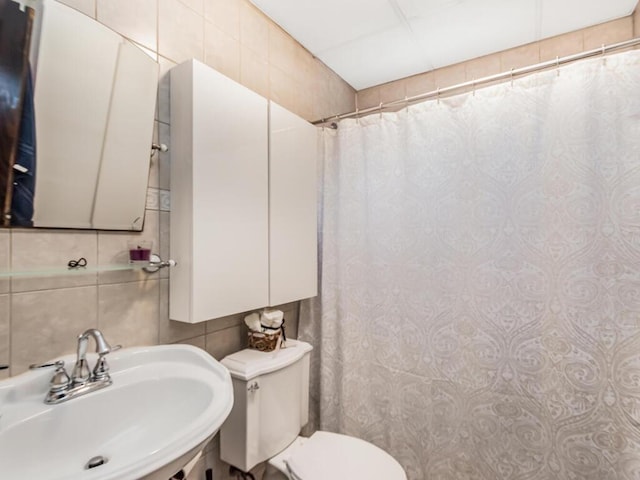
394;0;470;20
250;0;401;53
540;0;637;38
413;0;537;69
318;26;433;89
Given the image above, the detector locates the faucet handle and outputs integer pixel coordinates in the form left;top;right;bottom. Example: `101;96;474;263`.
30;360;71;392
29;360;64;370
50;365;72;392
92;355;110;381
91;345;121;382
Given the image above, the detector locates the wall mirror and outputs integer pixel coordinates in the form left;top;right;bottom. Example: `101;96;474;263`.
1;0;158;231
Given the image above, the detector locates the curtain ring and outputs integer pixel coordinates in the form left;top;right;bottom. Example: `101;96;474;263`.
379;102;383;119
510;67;514;87
601;43;606;56
436;87;440;104
472;78;476;96
556;56;560;76
404;96;409;113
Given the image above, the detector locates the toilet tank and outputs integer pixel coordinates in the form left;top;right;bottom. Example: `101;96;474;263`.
220;340;313;472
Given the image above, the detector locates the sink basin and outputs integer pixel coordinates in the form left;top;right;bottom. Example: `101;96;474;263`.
0;344;234;480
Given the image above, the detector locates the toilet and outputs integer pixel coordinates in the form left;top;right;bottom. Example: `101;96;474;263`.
220;339;406;480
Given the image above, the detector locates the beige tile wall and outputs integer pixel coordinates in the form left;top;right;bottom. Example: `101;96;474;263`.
357;12;640;110
1;0;352;478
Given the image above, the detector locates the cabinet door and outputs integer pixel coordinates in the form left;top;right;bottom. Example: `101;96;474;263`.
269;102;318;305
171;60;269;323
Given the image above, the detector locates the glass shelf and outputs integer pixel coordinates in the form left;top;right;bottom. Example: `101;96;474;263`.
0;262;151;279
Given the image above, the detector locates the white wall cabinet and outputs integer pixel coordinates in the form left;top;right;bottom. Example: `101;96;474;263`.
170;60;317;324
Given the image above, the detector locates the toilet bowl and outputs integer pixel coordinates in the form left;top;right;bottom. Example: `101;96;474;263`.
264;432;406;480
219;340;406;480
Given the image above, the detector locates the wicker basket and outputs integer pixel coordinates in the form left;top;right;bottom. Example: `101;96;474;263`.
247;329;281;352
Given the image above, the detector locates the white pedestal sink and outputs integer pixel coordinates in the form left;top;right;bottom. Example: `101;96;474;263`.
0;344;234;480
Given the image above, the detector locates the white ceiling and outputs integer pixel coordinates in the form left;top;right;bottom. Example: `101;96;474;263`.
249;0;639;90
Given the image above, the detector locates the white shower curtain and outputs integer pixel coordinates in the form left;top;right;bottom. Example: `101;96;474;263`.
301;50;640;479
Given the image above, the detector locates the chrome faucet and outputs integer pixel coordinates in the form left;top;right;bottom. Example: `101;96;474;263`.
30;329;121;405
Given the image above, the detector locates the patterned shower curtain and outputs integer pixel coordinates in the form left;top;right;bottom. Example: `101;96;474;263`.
300;51;640;479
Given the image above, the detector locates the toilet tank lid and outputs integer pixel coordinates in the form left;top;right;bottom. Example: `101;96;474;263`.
220;339;313;381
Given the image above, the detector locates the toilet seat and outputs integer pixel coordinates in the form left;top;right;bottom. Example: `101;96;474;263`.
269;431;406;480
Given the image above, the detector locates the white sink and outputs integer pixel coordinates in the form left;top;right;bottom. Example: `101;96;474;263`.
0;344;234;480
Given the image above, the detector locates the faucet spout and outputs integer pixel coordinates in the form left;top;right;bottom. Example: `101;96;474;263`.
78;328;114;357
72;329;115;386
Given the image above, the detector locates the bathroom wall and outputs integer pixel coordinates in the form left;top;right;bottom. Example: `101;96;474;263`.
357;9;640;112
0;0;354;478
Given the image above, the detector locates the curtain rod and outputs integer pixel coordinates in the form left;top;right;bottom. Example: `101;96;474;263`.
313;37;640;126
